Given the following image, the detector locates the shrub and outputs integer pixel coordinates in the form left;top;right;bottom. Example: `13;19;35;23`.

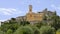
56;29;60;34
6;29;13;34
31;26;40;34
14;26;33;34
40;26;55;34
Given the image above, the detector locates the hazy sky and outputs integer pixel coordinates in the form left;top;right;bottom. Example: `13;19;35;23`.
0;0;60;21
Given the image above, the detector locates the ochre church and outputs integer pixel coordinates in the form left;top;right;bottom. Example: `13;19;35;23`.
16;5;56;24
26;5;44;22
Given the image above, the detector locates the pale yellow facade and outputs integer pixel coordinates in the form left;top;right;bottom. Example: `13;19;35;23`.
26;5;44;22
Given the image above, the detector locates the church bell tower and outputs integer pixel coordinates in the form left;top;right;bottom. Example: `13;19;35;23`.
29;5;32;13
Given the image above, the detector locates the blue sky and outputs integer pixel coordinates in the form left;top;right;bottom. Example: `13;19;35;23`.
0;0;60;21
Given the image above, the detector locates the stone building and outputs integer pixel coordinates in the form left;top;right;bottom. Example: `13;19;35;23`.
0;5;56;26
26;5;44;24
16;5;55;24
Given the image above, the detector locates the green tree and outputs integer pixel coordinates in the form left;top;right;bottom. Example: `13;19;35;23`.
6;29;13;34
20;21;30;26
14;26;33;34
51;12;60;30
56;29;60;34
0;31;4;34
0;28;4;34
31;26;40;34
34;22;43;28
1;23;11;32
1;18;19;33
9;23;19;32
40;26;55;34
9;18;17;24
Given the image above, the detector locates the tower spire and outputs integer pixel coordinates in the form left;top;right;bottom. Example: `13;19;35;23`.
29;5;32;12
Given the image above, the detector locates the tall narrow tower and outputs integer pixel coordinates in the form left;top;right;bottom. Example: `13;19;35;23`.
29;5;32;13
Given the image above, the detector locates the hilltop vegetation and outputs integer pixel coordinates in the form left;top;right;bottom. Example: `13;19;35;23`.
0;12;60;34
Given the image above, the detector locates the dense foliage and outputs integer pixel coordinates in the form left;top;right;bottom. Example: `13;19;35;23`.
0;12;60;34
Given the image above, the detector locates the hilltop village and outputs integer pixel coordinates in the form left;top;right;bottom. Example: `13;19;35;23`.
16;5;56;25
0;5;60;34
1;5;56;25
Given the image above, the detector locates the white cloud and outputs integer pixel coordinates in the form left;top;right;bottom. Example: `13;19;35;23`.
0;8;22;15
0;20;6;22
3;12;12;15
11;9;17;11
51;4;57;9
51;4;60;10
57;6;60;10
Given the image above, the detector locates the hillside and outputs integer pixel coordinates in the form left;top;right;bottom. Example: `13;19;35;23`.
0;9;60;34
